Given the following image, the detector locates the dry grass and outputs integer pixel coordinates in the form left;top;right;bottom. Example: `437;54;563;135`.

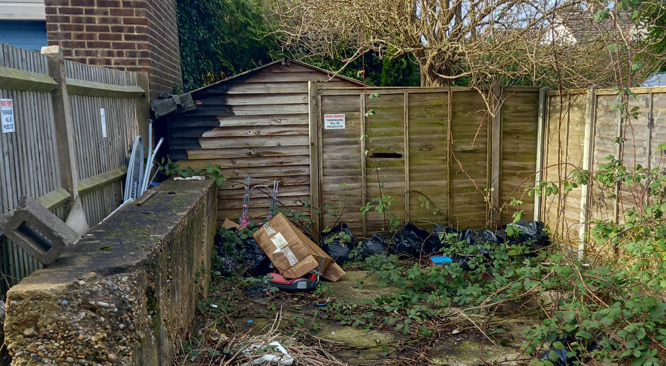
174;308;349;366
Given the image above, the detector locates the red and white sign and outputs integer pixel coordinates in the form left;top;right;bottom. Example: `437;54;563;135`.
324;114;345;129
1;99;15;133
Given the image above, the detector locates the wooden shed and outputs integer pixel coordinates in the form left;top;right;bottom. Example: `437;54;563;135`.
161;59;365;224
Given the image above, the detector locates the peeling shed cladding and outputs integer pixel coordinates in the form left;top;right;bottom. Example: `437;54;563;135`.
160;59;365;223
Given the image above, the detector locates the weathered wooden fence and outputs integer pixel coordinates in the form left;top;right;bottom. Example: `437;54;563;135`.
539;86;666;257
310;85;541;238
0;42;149;293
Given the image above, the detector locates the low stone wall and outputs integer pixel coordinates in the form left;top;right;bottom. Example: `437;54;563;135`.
4;180;217;366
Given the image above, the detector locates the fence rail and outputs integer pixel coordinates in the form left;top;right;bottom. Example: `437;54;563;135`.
0;42;148;293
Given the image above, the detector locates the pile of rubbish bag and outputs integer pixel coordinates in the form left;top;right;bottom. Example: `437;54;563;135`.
320;223;355;264
214;227;272;277
215;218;549;275
319;220;550;265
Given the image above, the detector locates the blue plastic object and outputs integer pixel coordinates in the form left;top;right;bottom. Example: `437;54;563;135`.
151;182;161;187
431;256;453;265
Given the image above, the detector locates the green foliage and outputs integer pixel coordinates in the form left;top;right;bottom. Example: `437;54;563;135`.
644;1;666;72
381;54;420;87
307;52;420;87
160;160;227;186
176;0;278;91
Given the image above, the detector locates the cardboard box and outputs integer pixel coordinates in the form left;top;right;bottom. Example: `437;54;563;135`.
322;262;346;282
252;213;319;279
221;219;241;230
290;221;335;272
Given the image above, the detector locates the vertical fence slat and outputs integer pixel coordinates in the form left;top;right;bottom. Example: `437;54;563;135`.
359;93;368;238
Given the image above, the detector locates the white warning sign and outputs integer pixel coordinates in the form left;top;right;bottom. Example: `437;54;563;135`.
324;114;346;129
1;99;15;133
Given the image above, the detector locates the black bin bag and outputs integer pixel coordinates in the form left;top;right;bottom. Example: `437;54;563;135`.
321;223;354;264
359;234;387;258
390;222;442;257
432;223;459;247
214;228;271;277
499;221;549;250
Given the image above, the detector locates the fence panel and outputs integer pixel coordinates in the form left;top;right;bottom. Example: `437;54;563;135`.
542;86;666;256
0;42;146;294
65;61;138;225
0;43;63;290
316;87;541;238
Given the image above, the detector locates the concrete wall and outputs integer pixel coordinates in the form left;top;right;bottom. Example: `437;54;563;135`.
3;180;216;366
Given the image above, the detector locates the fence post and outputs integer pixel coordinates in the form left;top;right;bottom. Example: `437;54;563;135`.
490;79;502;226
307;81;321;240
578;87;597;260
135;72;151;146
534;87;550;221
41;46;79;202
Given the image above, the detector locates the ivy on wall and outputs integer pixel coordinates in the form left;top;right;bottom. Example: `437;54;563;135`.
176;0;420;90
175;0;278;91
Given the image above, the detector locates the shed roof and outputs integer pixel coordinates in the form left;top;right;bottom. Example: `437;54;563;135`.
189;58;367;94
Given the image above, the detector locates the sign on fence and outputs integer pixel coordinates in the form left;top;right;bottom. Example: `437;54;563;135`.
1;99;15;133
324;114;345;129
100;108;107;138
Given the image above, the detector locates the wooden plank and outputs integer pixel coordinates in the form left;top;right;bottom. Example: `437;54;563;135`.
317;93;324;234
35;187;71;210
65;78;144;98
77;166;128;195
578;87;596;260
170;125;309;138
0;65;57;93
201;82;308;95
194;93;308;106
404;91;410;221
169;114;309;128
184;103;308;117
175;155;308;169
190;135;309;149
308;81;321;239
243;71;346;83
447;90;453;224
360;93;367;237
177;146;310;160
135;71;150;150
490;80;502;226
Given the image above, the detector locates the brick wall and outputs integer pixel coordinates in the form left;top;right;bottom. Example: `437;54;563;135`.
146;0;182;96
45;0;182;98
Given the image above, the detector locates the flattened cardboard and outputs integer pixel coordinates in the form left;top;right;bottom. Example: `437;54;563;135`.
252;213;318;278
221;219;240;230
322;262;346;282
290;222;334;271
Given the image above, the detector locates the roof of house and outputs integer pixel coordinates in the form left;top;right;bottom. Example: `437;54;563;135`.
557;8;634;44
642;72;666;87
188;58;366;94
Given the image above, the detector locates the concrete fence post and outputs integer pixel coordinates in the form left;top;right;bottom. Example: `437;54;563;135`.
578;87;597;260
42;46;89;234
41;46;79;203
534;87;550;222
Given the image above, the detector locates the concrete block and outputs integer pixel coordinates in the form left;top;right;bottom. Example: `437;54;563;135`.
0;196;79;265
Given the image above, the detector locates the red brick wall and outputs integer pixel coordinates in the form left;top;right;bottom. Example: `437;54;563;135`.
45;0;182;98
146;0;182;96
